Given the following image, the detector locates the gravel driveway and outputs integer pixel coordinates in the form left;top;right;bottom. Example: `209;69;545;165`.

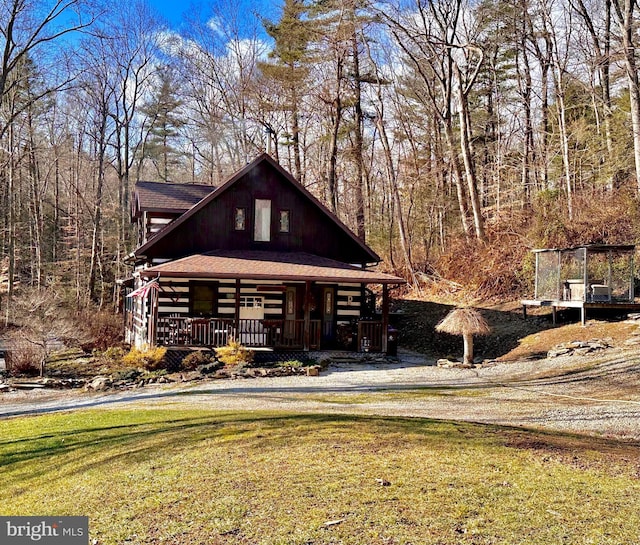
2;348;640;440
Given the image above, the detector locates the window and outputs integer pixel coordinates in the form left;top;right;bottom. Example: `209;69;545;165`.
234;207;246;230
324;290;333;315
240;296;263;308
254;199;271;241
279;210;290;233
191;283;217;316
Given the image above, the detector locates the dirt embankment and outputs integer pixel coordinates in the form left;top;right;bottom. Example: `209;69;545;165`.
394;298;640;362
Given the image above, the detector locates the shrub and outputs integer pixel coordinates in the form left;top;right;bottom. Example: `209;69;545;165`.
103;347;125;362
214;339;253;369
122;346;167;371
112;368;142;382
199;362;224;374
6;337;41;377
79;310;123;352
92;346;125;364
181;351;214;371
275;360;306;368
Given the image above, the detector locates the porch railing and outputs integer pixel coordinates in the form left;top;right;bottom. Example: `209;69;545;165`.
357;320;384;352
156;317;322;349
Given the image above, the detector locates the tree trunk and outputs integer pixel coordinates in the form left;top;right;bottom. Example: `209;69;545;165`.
463;333;474;366
327;57;343;215
351;26;366;241
291;84;302;182
88;107;108;303
5;121;15;326
442;119;472;238
516;3;534;202
375;113;418;286
613;0;640;192
455;63;486;242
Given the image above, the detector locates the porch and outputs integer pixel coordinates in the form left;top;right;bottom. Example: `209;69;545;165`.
127;250;405;354
155;316;387;352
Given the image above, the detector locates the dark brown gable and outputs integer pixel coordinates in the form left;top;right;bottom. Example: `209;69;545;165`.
135;154;380;265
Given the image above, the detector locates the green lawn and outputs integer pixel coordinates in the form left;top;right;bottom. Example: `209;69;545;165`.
1;409;639;544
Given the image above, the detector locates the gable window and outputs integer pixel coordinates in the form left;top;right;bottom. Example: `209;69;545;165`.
234;207;246;231
191;283;217;317
279;210;290;233
254;199;271;242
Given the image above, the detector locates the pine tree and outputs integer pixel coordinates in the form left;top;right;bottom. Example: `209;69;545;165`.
140;69;186;181
259;0;311;180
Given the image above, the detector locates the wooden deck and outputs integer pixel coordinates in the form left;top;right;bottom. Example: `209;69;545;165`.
521;299;640;325
155;316;386;352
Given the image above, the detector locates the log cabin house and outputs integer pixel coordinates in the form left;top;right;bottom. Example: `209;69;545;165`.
122;153;405;354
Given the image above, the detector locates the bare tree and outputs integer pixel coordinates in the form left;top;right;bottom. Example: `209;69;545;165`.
10;287;82;376
381;0;487;241
0;0;96;138
611;0;640;193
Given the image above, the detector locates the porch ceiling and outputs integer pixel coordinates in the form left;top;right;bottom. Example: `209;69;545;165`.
141;250;406;285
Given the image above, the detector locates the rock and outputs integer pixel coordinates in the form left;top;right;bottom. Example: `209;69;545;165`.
376;478;391;486
548;338;611;358
306;366;320;376
437;359;455;367
88;376;111;391
547;348;571;358
437;359;473;369
13;382;46;390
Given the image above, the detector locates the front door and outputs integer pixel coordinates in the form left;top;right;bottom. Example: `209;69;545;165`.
239;296;265;345
322;286;335;346
284;286;298;341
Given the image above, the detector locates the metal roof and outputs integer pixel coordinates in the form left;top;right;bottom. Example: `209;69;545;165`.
141;251;405;285
132;181;215;218
532;244;636;253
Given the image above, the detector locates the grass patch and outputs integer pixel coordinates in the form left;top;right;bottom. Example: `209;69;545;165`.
304;388;489;405
499;321;638;362
1;410;639;544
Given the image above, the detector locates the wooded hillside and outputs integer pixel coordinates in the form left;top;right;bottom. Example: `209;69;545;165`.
2;0;640;315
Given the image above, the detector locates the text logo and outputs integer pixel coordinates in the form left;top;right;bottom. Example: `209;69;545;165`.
0;517;88;544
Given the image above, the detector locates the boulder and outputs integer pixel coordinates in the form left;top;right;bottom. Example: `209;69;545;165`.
88;376;111;391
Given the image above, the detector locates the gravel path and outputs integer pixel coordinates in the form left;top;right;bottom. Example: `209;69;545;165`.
2;348;640;440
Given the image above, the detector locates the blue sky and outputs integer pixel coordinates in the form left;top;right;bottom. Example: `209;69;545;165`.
147;0;190;27
147;0;279;30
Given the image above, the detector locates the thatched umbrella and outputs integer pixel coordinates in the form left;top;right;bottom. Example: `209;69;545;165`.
435;307;491;366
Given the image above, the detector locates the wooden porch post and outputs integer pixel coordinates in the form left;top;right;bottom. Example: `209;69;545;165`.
382;284;389;354
234;278;241;338
303;280;311;351
149;286;159;347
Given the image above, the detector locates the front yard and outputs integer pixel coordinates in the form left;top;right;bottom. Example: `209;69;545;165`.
2;409;639;544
